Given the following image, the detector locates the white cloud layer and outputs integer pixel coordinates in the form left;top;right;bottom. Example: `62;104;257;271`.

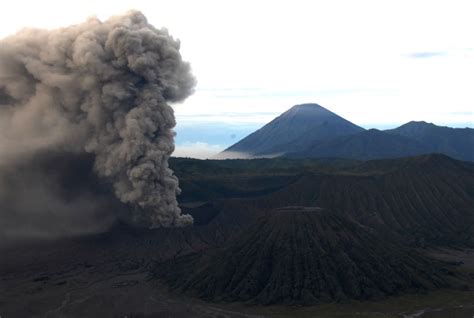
172;142;224;159
1;0;473;161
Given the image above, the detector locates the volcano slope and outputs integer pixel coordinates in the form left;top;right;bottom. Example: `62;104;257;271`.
154;154;474;305
155;207;449;305
249;154;474;247
174;154;474;248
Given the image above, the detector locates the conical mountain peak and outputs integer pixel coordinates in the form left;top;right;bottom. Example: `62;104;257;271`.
222;103;364;157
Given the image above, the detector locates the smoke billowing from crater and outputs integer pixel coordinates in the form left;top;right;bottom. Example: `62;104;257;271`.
0;11;195;238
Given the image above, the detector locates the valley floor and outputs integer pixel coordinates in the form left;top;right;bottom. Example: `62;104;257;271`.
2;246;474;318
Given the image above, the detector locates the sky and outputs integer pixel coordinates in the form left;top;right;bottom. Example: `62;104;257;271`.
1;0;473;158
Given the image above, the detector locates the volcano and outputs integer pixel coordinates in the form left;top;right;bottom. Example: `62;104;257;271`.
222;104;473;161
155;206;449;305
222;103;364;157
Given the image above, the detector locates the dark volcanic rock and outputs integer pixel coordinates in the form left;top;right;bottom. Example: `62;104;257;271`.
155;208;449;305
254;154;474;247
2;154;474;315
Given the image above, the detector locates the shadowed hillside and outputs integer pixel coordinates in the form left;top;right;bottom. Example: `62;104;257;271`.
247;155;474;246
155;207;450;305
151;154;474;305
386;121;474;161
286;129;431;160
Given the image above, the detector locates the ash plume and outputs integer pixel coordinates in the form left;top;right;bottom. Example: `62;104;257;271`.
0;11;195;237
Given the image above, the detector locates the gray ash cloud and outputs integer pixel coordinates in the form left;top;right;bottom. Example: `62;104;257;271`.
0;11;195;239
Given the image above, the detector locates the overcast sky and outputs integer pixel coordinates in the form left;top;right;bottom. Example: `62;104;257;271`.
1;0;473;158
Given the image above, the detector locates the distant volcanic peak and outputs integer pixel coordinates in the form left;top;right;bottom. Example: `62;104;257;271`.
283;103;348;121
294;103;324;108
394;121;457;133
222;102;364;157
223;101;473;161
406;120;432;126
397;121;437;131
282;105;355;128
385;121;474;161
287;103;326;113
399;120;474;133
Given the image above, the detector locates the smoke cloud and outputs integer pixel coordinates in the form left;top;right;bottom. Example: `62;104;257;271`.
0;11;195;238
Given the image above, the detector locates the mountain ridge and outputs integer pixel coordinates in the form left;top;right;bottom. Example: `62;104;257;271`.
2;154;473;313
223;103;365;156
385;121;474;161
286;128;431;160
221;103;474;161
